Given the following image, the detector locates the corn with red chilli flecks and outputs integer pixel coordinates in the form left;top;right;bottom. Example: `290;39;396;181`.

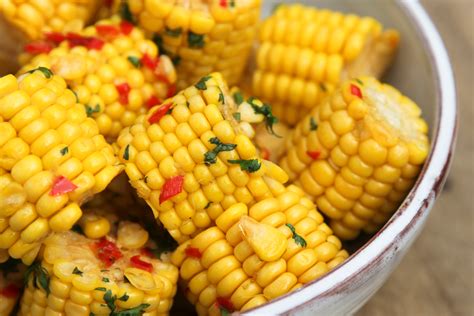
253;4;400;126
19;16;177;140
101;0;261;89
18;215;179;316
279;77;430;240
116;72;289;244
170;182;348;315
0;258;25;315
0;68;122;265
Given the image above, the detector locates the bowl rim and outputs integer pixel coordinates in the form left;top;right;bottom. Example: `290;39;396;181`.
243;1;458;314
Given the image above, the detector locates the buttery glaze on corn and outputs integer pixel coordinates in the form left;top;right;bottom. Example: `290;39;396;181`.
171;183;348;315
253;4;400;126
280;77;430;239
0;69;121;264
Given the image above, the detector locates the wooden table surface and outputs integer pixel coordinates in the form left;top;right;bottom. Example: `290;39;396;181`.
358;1;473;315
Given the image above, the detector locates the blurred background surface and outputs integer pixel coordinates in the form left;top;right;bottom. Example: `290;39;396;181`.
358;0;473;315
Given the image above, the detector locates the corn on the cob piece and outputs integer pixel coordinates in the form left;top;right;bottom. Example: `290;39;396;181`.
170;182;348;315
253;4;400;126
1;258;25;315
18;215;179;316
116;72;288;244
0;68;121;264
101;0;261;89
279;77;430;240
19;16;177;140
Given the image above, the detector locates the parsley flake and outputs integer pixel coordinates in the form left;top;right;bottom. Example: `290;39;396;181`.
232;112;241;122
118;293;129;301
60;146;69;156
102;277;110;283
355;78;364;86
233;91;244;104
218;90;225;104
188;32;205;48
72;267;83;276
119;0;135;24
25;262;50;295
165;27;182;37
285;223;307;248
127;56;141;68
195;75;211;90
227;159;261;173
123;144;130;160
103;289;116;312
247;97;280;137
26;66;53;78
113;304;150;316
95;287;107;291
310;117;318;131
204;137;237;166
85;104;100;117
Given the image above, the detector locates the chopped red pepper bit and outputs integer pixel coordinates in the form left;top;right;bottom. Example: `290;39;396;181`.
306;150;321;160
96;25;120;38
219;0;228;7
50;176;77;196
115;83;131;105
185;246;202;259
260;147;270;160
0;284;20;298
92;238;123;267
148;103;172;124
130;255;153;272
216;297;234;312
141;53;159;70
24;42;54;55
160;175;184;204
146;95;162;109
166;84;176;98
85;38;105;50
350;84;363;98
65;33;104;50
45;32;66;44
120;21;134;35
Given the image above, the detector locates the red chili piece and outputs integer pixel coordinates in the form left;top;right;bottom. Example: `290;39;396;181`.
185;246;202;259
120;21;134;35
146;95;162;109
0;284;20;298
115;83;131;105
96;25;120;38
85;38;105;50
141;53;159;70
219;0;227;7
24;42;54;55
350;84;363;98
65;33;104;50
306;151;321;160
148;102;172;124
50;176;77;196
260;147;270;160
159;175;184;204
166;84;176;98
130;255;153;272
216;297;234;312
45;32;66;44
93;238;123;267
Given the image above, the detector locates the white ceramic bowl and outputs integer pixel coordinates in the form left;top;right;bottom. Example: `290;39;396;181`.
242;1;457;315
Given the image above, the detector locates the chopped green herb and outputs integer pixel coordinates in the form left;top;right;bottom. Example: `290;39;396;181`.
113;304;150;316
123;144;130;160
195;75;211;90
355;78;364;85
233;91;244;104
95;287;107;291
227;159;261;173
285;223;307;248
71;224;84;235
165;27;182;37
232;112;241;122
188;32;205;48
25;262;50;295
85;104;100;117
310;117;318;131
127;56;141;68
320;83;327;92
119;0;135;24
118;293;129;301
103;289;116;312
60;146;69;156
204;137;237;166
220;306;230;316
72;267;83;276
247;97;280;137
218;90;225;104
26;66;53;78
102;277;110;283
100;270;109;272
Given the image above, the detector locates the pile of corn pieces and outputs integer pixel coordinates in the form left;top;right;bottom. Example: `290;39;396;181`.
0;1;430;315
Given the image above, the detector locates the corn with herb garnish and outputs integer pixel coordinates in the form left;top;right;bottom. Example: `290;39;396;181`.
279;77;430;239
116;72;288;244
0;258;25;315
18;214;179;316
0;68;121;265
101;0;261;89
19;16;177;140
253;4;400;126
170;182;348;315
